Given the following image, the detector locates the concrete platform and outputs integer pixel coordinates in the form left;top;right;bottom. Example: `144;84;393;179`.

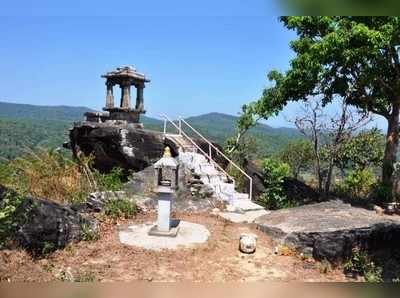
119;221;210;251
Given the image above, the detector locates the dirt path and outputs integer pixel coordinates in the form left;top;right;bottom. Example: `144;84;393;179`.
0;212;347;282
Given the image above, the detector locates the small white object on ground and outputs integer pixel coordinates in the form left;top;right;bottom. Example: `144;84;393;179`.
119;221;210;251
239;233;257;254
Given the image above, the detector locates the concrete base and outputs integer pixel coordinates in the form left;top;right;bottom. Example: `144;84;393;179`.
119;221;210;251
148;225;180;237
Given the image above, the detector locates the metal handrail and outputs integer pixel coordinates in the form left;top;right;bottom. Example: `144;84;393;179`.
159;113;253;200
160;114;235;183
179;117;253;200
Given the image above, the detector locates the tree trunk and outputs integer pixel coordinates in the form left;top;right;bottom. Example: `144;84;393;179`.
324;158;334;195
382;104;400;198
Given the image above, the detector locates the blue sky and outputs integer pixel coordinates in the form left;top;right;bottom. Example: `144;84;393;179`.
0;1;387;129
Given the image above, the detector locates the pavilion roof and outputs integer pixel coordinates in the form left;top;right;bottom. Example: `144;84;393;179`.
101;66;150;82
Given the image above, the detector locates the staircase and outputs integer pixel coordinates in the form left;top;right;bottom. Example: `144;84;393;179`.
161;115;265;214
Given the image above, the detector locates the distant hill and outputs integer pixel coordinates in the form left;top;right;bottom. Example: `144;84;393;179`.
184;112;301;153
0;101;94;122
0;101;301;160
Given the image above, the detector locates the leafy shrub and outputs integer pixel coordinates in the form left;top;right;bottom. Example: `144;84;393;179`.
41;241;57;256
276;139;313;179
336;169;376;199
104;198;137;220
80;223;99;242
94;167;126;192
257;158;295;209
0;190;28;248
371;183;392;204
344;247;383;282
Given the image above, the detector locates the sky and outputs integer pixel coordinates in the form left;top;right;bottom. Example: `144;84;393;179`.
0;1;388;130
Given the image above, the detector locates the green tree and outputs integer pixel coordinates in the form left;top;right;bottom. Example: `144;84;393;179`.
276;139;313;179
237;17;400;198
258;158;293;209
336;128;385;172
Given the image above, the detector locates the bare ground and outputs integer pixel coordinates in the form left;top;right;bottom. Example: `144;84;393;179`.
0;212;349;282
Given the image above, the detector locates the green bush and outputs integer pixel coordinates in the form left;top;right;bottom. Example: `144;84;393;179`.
336;169;376;199
95;167;125;192
80;223;99;242
0;191;28;248
257;158;295;209
344;248;383;282
104;198;137;220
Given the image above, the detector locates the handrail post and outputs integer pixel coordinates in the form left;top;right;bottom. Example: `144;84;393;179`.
249;178;253;200
178;117;182;135
209;144;212;160
163;119;167;134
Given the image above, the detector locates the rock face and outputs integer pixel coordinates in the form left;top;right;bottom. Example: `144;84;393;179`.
125;165;224;213
67;121;223;173
255;200;400;262
0;186;96;255
68;122;166;172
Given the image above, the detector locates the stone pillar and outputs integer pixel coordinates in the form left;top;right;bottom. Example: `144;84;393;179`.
105;81;114;109
120;81;131;109
135;83;145;112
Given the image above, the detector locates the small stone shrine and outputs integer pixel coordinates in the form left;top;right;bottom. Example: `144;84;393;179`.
84;65;150;127
148;146;180;237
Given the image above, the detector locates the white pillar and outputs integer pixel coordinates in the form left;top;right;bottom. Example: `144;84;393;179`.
157;193;171;232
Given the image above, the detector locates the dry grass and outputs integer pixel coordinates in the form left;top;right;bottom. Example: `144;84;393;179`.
0;212;348;282
0;148;95;203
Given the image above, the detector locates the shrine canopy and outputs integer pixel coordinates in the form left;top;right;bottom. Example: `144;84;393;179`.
101;65;150;84
102;65;150;114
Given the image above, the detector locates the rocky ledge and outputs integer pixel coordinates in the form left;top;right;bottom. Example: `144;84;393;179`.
66;121;225;172
0;185;97;255
255;200;400;262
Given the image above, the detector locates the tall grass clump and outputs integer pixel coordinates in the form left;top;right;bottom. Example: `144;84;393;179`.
0;148;125;204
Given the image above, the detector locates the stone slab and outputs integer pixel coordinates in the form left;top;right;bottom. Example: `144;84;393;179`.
231;199;265;211
119;221;210;251
254;200;400;262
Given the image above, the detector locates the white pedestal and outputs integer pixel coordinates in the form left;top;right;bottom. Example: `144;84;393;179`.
157;193;171;232
148;191;180;237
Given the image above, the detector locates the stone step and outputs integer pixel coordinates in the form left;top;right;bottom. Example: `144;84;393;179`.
218;209;270;224
229;199;264;212
234;192;250;200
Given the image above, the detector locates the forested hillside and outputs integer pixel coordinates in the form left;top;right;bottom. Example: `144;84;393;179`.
0;102;301;160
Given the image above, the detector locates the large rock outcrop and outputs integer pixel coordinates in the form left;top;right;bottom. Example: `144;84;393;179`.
0;185;96;255
67;121;224;173
255;200;400;262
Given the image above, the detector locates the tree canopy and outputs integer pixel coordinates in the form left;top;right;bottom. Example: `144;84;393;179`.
238;17;400;196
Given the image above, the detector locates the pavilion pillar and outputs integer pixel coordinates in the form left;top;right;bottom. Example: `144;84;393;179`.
120;80;131;110
135;83;145;112
105;81;114;109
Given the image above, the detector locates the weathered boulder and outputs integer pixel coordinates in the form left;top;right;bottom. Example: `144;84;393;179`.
255;200;400;262
67;121;224;173
125;165;224;213
68;122;165;172
0;186;97;255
